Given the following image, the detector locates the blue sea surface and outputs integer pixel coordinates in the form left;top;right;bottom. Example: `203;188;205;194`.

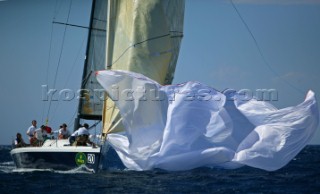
0;145;319;193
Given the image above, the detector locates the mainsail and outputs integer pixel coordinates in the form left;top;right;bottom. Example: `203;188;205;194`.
77;0;108;124
102;0;185;135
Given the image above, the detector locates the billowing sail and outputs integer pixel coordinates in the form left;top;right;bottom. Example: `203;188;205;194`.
96;70;319;171
102;0;185;134
78;0;108;120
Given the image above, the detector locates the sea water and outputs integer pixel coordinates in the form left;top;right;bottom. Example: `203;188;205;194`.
0;145;319;193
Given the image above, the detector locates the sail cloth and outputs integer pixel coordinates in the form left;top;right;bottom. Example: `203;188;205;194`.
96;70;319;171
79;0;107;118
103;0;185;134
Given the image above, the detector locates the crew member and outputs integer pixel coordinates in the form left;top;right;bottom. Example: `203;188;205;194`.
14;133;27;148
69;123;94;146
26;120;37;143
58;123;70;139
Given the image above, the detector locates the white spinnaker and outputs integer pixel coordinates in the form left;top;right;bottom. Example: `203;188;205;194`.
96;70;319;171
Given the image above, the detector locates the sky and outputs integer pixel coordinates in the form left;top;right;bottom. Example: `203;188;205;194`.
0;0;320;145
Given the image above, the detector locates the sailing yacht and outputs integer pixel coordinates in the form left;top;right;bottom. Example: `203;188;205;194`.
9;0;108;172
10;0;185;172
11;0;317;172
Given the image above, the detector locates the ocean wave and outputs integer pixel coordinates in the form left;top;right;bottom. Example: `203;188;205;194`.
0;161;15;173
8;165;95;174
0;161;14;166
55;165;95;174
12;168;54;173
0;145;12;151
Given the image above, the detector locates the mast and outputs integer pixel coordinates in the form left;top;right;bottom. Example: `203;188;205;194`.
74;0;100;131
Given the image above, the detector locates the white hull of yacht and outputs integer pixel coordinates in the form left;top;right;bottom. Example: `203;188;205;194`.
10;139;101;172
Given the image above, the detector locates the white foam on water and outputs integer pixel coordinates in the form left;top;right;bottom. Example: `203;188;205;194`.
1;163;95;174
54;165;95;174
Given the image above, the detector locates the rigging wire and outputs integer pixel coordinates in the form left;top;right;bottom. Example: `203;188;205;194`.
46;0;73;124
41;0;60;124
67;107;78;130
54;0;64;19
50;36;87;122
229;0;305;94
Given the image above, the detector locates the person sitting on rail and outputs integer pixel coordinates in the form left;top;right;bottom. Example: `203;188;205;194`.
14;133;27;148
58;123;70;139
31;125;48;146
